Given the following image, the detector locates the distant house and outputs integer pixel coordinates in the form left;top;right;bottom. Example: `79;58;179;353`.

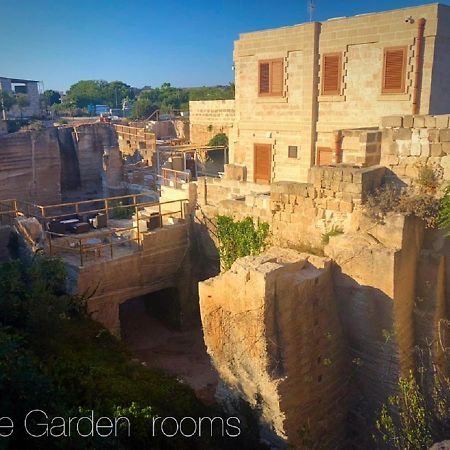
0;77;42;119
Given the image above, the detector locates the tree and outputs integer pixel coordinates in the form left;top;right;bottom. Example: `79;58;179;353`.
66;80;133;108
15;94;30;119
43;89;61;106
131;96;158;119
102;81;134;108
0;91;16;119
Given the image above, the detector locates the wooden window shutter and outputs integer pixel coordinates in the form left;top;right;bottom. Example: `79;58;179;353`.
259;63;270;94
259;59;284;96
382;47;407;93
271;60;284;95
322;53;342;95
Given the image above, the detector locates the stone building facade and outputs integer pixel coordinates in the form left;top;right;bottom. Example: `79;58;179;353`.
189;99;235;145
0;77;41;118
204;4;450;184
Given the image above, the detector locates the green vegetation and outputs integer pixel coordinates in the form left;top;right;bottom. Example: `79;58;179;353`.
15;94;30;119
415;162;443;194
66;80;134;109
439;182;450;235
365;183;441;228
42;89;61;106
60;80;234;118
208;133;228;147
375;364;450;449
321;225;343;245
0;91;16;113
0;255;259;448
131;83;234;119
216;216;270;271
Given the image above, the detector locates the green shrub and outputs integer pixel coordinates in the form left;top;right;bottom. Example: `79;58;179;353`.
439;182;450;234
321;225;344;245
364;184;440;228
216;216;270;270
415;161;443;194
208;133;228;147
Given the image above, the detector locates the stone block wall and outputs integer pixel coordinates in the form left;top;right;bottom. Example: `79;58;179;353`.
199;248;349;448
341;129;381;167
315;4;445;156
380;114;450;182
196;165;385;245
232;22;319;183
189;100;235;145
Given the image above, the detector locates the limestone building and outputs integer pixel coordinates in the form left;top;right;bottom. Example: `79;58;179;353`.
223;3;450;183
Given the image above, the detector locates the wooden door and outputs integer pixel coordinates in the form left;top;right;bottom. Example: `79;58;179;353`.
254;144;271;184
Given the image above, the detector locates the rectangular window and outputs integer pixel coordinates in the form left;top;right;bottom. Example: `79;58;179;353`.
258;59;284;97
321;53;342;95
382;47;407;94
288;146;298;158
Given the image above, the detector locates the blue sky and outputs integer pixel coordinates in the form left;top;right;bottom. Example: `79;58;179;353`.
0;0;439;91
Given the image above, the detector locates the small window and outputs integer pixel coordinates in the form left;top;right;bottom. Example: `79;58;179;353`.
288;145;298;158
258;59;284;97
382;47;407;94
321;53;342;95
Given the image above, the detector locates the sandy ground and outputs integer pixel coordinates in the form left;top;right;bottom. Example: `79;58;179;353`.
120;297;219;404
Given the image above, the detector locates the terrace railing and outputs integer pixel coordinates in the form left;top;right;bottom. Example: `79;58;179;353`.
0;194;188;267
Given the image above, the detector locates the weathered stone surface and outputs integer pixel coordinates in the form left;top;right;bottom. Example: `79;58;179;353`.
0;129;62;204
381;116;403;128
199;247;349;449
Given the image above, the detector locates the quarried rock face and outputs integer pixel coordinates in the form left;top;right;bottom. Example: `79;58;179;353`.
199;247;349;448
0;129;61;204
325;213;426;444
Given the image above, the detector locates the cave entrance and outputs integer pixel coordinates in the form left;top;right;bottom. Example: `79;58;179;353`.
120;287;181;336
119;287;218;403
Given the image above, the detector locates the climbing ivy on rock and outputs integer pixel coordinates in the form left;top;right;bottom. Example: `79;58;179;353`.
216;215;270;271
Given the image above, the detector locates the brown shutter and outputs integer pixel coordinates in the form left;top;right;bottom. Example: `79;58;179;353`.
382;47;406;93
258;59;284;96
271;60;284;95
259;63;270;94
322;53;342;95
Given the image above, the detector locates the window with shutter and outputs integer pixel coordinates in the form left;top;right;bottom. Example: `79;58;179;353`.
259;63;270;94
382;47;407;94
322;53;342;95
258;59;284;97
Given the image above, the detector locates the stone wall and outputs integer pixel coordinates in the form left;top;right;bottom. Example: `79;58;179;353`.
380;114;450;182
199;248;349;448
316;4;444;150
146;119;190;141
0;128;62;204
232;23;319;183
340;129;381;167
324;214;427;445
197;165;385;245
0;123;123;204
189;100;235;145
71;222;191;336
230;4;450;183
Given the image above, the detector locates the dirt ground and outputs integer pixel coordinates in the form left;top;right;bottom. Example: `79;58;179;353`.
120;297;219;404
